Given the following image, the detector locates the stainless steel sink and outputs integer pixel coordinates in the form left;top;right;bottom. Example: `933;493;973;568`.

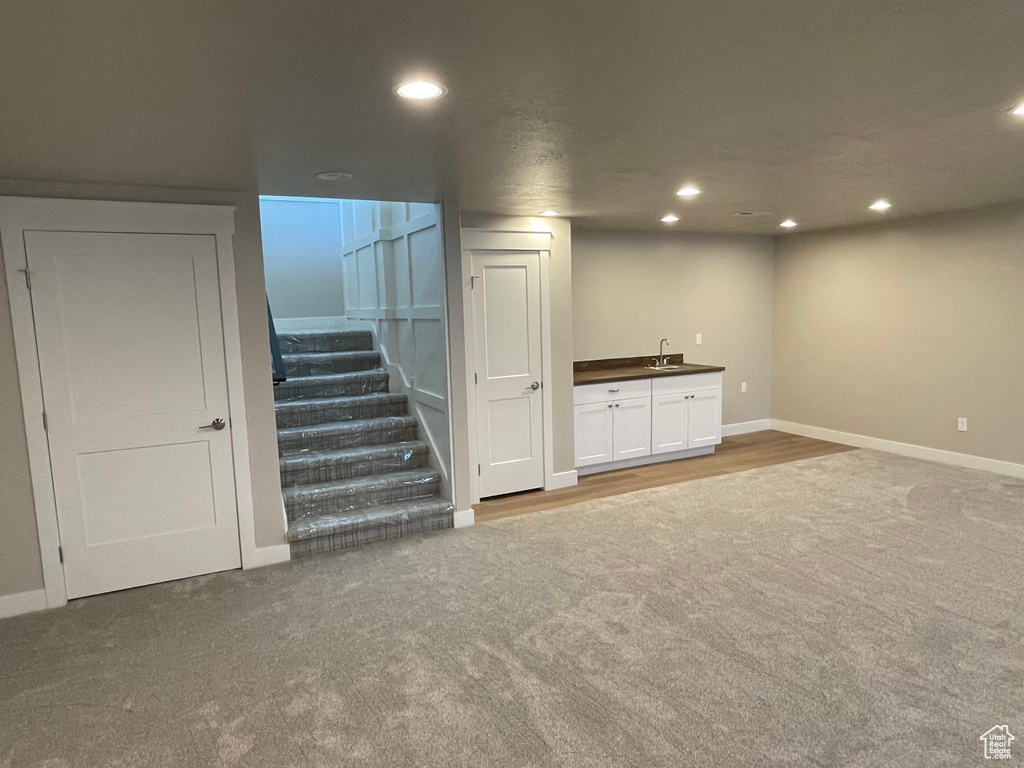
644;364;690;371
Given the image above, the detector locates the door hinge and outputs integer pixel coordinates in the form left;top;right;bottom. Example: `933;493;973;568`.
42;411;48;431
477;464;481;476
58;546;64;564
18;268;31;289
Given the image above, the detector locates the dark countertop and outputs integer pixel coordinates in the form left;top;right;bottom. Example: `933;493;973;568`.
574;355;725;386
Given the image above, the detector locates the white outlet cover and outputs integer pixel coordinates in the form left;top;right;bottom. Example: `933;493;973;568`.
957;417;968;432
696;333;702;345
741;381;747;392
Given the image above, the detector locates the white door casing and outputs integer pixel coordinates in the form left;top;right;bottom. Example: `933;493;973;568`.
27;232;242;598
471;250;545;496
1;197;271;610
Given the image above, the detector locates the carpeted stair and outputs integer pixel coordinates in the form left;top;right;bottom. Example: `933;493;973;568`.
275;330;454;556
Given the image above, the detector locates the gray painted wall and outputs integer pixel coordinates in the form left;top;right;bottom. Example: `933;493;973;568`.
572;229;775;426
773;202;1024;464
260;197;345;323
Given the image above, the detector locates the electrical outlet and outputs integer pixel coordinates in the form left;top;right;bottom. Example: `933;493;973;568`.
741;381;747;393
957;417;967;432
696;333;702;345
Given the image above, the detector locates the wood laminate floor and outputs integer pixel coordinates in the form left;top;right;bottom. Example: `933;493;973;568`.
473;429;856;523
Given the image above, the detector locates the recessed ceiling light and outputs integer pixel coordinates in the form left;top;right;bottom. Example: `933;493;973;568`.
661;214;679;223
540;210;560;217
780;219;798;228
314;171;353;181
395;79;447;100
676;186;701;197
869;199;892;211
1012;100;1024;116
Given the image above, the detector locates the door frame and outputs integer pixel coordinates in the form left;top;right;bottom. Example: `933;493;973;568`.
1;197;259;609
461;229;556;503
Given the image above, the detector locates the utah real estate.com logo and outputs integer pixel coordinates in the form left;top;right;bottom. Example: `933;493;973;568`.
980;725;1014;760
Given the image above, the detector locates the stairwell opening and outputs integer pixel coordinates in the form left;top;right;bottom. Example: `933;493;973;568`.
259;196;455;556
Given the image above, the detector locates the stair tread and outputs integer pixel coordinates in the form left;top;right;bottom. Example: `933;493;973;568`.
281;330;370;339
275;370;386;387
275;389;398;411
276;391;404;409
277;414;416;439
279;441;427;467
283;468;441;499
287;497;454;542
281;350;379;360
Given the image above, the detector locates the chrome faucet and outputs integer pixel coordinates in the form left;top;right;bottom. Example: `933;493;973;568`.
659;338;670;366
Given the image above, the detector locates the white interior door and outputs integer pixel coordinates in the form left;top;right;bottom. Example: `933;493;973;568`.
26;231;242;599
472;250;545;497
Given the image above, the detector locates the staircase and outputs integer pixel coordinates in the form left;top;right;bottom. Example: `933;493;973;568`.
274;329;454;557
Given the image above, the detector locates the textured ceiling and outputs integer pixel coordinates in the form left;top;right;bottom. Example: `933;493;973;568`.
2;1;1023;232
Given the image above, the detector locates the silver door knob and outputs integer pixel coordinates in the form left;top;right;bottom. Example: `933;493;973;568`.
529;381;540;390
199;418;226;431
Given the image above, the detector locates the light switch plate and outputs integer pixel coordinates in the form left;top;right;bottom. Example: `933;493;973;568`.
957;417;968;432
696;333;702;345
741;381;747;393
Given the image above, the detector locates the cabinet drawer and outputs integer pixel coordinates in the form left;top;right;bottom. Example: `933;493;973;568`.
574;378;652;405
651;372;722;395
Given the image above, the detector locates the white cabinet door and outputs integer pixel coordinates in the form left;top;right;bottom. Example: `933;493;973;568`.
612;396;652;460
688;389;722;448
574;402;614;467
651;392;689;454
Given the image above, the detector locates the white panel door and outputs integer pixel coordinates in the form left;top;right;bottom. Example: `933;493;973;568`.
651;392;689;454
612;397;652;461
688;389;723;448
26;231;242;599
574;402;614;467
472;251;544;496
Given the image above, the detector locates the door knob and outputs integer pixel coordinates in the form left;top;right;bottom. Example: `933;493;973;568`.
529;381;540;390
199;418;226;431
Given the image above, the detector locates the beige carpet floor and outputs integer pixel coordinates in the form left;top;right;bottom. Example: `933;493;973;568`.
1;449;1022;767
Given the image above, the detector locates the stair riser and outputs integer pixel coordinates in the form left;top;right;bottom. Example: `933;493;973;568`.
276;395;407;429
279;448;428;487
277;420;417;455
290;512;453;557
278;331;373;354
274;373;390;403
283;352;380;377
285;479;439;522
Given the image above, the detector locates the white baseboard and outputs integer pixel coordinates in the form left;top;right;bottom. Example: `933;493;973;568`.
722;419;772;436
453;508;475;528
0;588;48;620
772;419;1024;479
545;470;578;491
273;315;348;332
245;544;292;569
